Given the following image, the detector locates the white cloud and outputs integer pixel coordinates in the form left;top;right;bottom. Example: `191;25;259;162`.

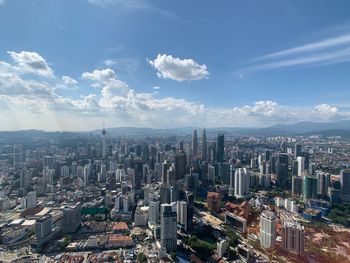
88;0;148;9
62;75;78;86
1;51;350;131
148;54;209;81
87;0;185;22
103;59;116;66
237;32;350;74
152;86;160;90
7;51;54;77
82;68;116;82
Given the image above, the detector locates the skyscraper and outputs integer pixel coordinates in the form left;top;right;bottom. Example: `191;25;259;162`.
292;176;303;195
234;168;251;198
149;197;160;226
217;134;225;162
297;156;305;177
27;191;37;209
201;128;207;161
175;151;187;180
303;176;318;200
160;204;177;252
185;191;194;230
207;192;221;212
276;153;289;189
13;144;24;169
192;129;198;154
35;215;53;241
282;220;305;255
294;144;302;158
317;172;330;196
341;170;350;197
260;210;276;249
101;125;107;158
62;203;82;234
176;201;188;231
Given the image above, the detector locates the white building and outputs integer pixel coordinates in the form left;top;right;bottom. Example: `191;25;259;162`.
217;238;228;258
176;201;187;231
260;210;276;249
234;168;251;198
297;156;305;177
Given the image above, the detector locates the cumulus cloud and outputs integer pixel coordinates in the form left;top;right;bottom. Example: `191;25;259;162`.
148;54;209;81
82;68;116;82
7;51;54;77
62;75;78;86
1;50;350;131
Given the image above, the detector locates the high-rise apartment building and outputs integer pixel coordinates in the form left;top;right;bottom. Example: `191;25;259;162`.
260;210;276;248
282;220;305;255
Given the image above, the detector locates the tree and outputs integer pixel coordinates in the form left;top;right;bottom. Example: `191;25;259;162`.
137;253;147;263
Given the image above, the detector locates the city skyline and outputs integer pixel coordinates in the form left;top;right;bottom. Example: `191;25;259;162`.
1;1;350;131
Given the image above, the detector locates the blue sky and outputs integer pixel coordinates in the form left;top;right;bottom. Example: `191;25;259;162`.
0;0;350;130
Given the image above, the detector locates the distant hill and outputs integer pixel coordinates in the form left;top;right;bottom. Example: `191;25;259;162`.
1;120;350;138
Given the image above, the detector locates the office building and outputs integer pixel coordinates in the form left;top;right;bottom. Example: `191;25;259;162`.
217;134;225;162
303;176;318;200
185;191;194;230
292;176;303;195
160;204;177;252
317;172;330;196
294;144;302;158
276;153;289;189
102;126;107;158
201;128;207;161
175;151;187;180
149;198;160;226
341;170;350;197
192;129;198;154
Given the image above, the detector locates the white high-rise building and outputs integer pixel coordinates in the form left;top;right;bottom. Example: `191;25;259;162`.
217;238;228;258
27;191;37;209
260;210;276;248
297;156;305;176
176;201;187;231
234;168;251;198
83;164;91;186
160;203;177;252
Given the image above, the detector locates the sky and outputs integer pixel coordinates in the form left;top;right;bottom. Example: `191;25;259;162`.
0;0;350;131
